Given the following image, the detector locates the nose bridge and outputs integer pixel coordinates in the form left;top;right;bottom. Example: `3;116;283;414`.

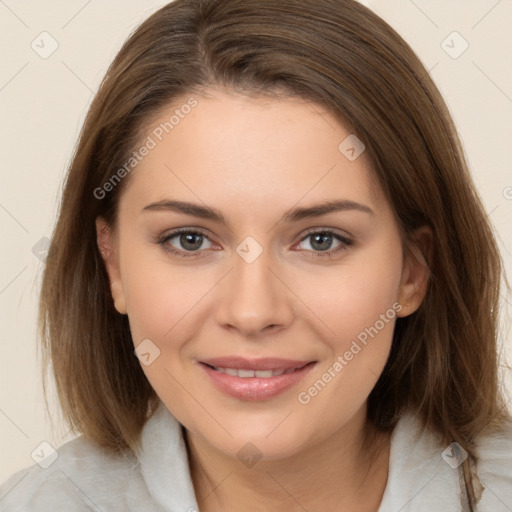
214;237;293;335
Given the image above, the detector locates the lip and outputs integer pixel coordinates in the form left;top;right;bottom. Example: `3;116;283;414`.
200;357;312;371
198;357;317;401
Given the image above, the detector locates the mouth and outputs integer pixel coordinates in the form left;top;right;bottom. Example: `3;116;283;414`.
198;358;317;401
202;363;310;378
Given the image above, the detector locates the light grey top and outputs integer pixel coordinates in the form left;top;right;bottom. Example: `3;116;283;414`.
1;400;511;511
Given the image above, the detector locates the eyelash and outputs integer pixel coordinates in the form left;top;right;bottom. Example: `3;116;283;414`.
157;228;353;259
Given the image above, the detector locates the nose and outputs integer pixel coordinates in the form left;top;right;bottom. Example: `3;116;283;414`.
214;247;295;338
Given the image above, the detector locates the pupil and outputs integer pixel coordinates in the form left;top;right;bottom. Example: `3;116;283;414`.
312;233;332;251
181;233;202;251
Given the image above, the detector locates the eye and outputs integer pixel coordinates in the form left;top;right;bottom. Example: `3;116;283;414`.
295;229;353;257
156;227;353;259
158;229;216;258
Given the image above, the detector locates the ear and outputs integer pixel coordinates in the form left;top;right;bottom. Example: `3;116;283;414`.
96;217;127;315
396;226;433;318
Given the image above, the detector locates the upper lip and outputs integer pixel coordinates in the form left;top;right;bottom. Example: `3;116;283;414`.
200;357;314;371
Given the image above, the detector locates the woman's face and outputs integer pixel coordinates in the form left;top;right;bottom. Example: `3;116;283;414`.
97;88;427;461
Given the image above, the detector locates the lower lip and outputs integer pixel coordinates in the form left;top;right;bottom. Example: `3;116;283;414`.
199;362;316;401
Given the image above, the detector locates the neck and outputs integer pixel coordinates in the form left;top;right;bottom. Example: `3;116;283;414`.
185;407;391;512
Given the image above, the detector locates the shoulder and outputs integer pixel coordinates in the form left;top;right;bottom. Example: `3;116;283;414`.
0;401;199;511
378;412;512;511
0;435;158;512
472;417;512;509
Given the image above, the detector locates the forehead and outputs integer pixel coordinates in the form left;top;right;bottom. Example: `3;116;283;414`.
119;89;388;222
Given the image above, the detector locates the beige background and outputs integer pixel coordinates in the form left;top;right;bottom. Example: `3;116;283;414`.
1;0;511;485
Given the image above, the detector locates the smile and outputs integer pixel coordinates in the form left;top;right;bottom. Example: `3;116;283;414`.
198;358;316;401
208;366;303;378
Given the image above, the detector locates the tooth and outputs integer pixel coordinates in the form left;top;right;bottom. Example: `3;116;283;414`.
254;370;273;378
211;366;295;378
238;369;256;378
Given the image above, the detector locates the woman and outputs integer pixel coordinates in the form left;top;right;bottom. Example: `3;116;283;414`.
1;0;510;510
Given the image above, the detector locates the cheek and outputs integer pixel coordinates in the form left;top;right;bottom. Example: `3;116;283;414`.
298;242;403;347
120;254;211;418
302;277;398;383
292;240;402;412
116;228;213;339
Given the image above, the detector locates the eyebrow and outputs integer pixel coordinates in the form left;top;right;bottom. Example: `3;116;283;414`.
142;199;374;223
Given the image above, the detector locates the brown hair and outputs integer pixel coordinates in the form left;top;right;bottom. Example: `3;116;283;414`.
40;0;510;507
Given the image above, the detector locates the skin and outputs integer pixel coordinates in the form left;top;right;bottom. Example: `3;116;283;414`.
97;88;431;512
